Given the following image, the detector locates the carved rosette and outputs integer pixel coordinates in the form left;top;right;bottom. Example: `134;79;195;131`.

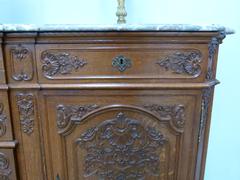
0;152;12;180
76;112;168;179
41;51;87;78
198;88;212;142
10;45;33;81
144;104;185;130
156;51;202;77
0;104;7;137
56;104;99;132
16;93;34;135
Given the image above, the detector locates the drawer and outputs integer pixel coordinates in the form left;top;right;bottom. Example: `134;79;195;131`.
0;91;14;141
36;44;208;83
0;148;17;180
40;90;202;180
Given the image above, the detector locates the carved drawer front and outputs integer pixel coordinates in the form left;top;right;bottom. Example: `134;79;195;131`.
41;90;201;180
0;92;14;140
0;149;17;180
36;44;208;83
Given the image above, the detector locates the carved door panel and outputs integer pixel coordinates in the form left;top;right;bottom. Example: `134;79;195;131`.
41;90;201;180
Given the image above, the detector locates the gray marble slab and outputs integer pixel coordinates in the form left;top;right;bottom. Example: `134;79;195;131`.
0;24;235;34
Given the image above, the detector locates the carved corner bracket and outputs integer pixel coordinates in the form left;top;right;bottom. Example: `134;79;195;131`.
41;51;87;78
0;152;12;180
0;103;7;137
156;51;202;77
143;104;185;132
10;44;34;81
16;93;34;135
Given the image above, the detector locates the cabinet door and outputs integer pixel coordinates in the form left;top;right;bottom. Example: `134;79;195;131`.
40;90;201;180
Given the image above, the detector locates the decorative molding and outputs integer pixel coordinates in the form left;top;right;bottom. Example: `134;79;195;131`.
112;55;132;72
76;112;168;179
156;51;202;76
198;88;212;143
16;93;34;135
206;31;226;80
41;51;87;78
0;103;7;137
0;152;12;180
10;44;33;81
56;104;99;131
144;104;185;130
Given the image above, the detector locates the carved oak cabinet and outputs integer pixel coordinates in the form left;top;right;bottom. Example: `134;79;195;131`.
0;24;232;180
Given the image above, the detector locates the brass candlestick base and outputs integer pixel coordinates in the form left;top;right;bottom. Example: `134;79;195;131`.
116;0;127;24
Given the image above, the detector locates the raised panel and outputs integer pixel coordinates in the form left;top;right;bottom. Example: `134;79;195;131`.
36;44;209;84
40;90;201;180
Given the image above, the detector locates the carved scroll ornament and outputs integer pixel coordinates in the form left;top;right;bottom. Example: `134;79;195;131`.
0;103;7;137
76;112;168;179
0;152;12;180
156;51;202;77
41;51;87;78
10;45;33;81
16;93;34;135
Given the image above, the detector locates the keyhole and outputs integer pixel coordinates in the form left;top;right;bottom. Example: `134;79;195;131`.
120;58;124;64
56;174;60;180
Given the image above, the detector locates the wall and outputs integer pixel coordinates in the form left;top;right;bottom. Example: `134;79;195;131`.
0;0;239;179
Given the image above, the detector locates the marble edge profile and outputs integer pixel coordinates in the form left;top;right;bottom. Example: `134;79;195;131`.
0;24;235;34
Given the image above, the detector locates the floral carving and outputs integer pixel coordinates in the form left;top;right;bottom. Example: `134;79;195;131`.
0;152;12;180
57;104;99;131
112;55;132;72
144;104;185;129
41;51;87;78
10;45;33;81
76;112;168;180
156;51;202;76
16;93;34;135
0;104;7;137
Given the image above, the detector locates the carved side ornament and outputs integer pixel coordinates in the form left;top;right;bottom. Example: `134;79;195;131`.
206;31;226;80
198;88;212;143
0;103;7;137
76;112;168;179
10;44;34;81
16;93;34;135
156;51;202;77
0;152;12;180
41;51;87;78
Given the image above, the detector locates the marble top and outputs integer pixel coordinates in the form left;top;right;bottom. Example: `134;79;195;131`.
0;24;234;34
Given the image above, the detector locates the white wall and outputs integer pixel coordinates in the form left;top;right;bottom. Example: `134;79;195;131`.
0;0;239;179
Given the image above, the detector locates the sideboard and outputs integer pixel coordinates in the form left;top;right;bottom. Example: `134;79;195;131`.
0;24;233;180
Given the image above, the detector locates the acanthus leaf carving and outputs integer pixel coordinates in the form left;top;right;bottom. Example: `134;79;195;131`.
0;103;7;137
156;51;202;77
76;112;168;180
16;93;34;135
0;152;12;180
10;44;33;81
41;51;87;78
144;104;185;130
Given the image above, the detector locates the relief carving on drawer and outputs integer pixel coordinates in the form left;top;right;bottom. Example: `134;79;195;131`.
36;45;207;83
41;91;198;180
9;44;34;81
